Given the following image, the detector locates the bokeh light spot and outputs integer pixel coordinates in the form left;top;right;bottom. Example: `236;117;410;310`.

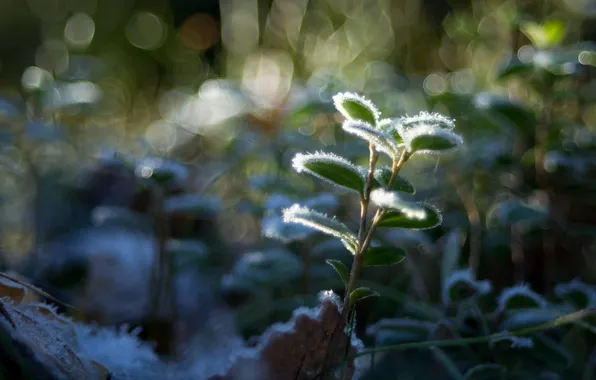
21;66;52;91
179;13;220;51
126;12;167;50
423;73;446;96
64;13;96;49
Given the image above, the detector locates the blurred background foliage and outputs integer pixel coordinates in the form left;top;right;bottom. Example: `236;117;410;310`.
1;0;596;378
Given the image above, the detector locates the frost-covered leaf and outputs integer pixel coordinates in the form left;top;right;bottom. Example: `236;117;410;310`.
164;194;222;216
463;364;507;379
223;249;304;288
282;204;357;245
490;334;534;369
398;111;455;132
363;246;406;266
292;152;364;194
442;269;493;305
474;92;536;133
554;279;596;309
377;118;404;144
262;212;312;243
342;120;399;156
326;259;350;287
487;199;549;228
371;189;421;214
401;125;463;154
332;92;379;125
350;287;379;305
371;191;442;230
498;284;548;311
373;166;415;194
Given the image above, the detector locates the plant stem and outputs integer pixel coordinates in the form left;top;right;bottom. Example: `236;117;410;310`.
322;148;409;379
351;307;596;359
341;145;379;315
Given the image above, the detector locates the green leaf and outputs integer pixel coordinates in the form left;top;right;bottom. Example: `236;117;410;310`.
373;167;415;194
292;152;364;194
521;20;566;49
350;287;379;305
406;128;463;154
487;199;549;228
363;246;406;266
326;259;350;287
474;93;536;133
378;118;404;144
342;120;399;157
463;364;507;380
333;92;379;125
282;204;358;245
377;203;443;230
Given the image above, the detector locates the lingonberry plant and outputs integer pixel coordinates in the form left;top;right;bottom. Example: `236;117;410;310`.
279;92;463;370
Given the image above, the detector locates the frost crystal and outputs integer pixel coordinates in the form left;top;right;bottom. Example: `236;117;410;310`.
398;124;463;155
291;151;364;192
282;204;356;243
370;189;427;220
442;269;493;304
332;92;380;124
342;120;400;156
497;283;548;311
398;111;455;131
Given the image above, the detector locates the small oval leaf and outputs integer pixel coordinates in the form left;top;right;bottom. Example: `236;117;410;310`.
373;167;415;194
326;259;350;287
292;152;364;194
363;246;406;266
333;92;379;125
342;120;399;157
350;287;379;305
377;203;443;230
487;199;549;228
405;127;463;154
282;204;358;245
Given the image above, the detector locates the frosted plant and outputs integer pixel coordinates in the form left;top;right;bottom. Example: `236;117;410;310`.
497;283;548;312
275;92;463;375
442;268;493;305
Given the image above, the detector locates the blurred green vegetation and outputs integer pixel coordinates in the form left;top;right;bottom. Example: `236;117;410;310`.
0;0;596;378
